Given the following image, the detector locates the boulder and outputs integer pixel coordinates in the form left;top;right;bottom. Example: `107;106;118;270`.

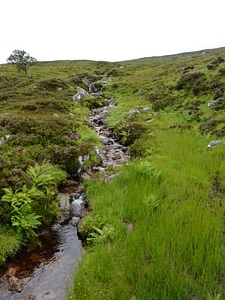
72;87;89;100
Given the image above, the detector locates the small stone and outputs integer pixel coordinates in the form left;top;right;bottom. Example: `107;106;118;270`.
6;267;17;277
70;217;80;226
129;108;140;115
207;140;223;148
8;276;24;292
146;118;154;123
127;224;134;231
81;172;91;180
142;107;151;111
29;253;40;262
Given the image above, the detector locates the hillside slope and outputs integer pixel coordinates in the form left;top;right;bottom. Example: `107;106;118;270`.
1;47;225;298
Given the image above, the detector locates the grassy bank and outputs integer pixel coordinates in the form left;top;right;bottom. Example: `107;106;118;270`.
68;125;225;299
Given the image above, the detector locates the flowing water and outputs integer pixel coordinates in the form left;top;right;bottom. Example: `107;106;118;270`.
0;223;83;300
0;95;130;300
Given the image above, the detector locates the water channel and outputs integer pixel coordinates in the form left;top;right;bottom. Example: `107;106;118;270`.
0;96;130;300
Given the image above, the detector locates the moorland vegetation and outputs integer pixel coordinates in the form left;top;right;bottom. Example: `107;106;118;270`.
1;47;225;299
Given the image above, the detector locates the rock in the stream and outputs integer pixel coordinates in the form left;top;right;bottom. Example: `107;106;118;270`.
70;216;80;226
81;172;91;180
5;267;17;277
7;276;24;292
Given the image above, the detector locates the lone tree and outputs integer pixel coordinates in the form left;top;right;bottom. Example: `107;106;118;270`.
7;49;37;79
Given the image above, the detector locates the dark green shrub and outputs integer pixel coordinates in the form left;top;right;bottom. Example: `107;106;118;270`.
131;133;156;158
199;118;219;134
50;145;80;177
114;120;148;146
0;156;32;198
38;78;68;91
147;88;177;111
80;95;108;109
219;68;225;76
176;72;207;95
35;99;71;112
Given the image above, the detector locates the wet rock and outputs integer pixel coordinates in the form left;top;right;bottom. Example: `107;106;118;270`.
81;172;91;180
59;179;79;193
88;81;103;94
95;146;104;162
29;253;40;262
58;193;71;224
70;217;80;226
51;223;62;231
5;267;17;277
99;135;110;144
27;242;39;253
7;276;24;292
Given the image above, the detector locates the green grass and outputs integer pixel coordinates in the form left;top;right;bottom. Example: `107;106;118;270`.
1;47;225;298
68;127;225;299
0;227;21;265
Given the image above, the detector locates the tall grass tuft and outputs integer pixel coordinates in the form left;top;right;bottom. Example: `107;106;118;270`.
68;125;225;299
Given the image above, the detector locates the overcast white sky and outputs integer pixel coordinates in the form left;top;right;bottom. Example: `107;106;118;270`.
1;0;225;64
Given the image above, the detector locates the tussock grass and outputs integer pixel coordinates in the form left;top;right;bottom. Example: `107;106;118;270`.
67;48;225;299
69;124;225;299
0;227;21;265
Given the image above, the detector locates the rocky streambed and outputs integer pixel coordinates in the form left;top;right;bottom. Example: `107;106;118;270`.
0;94;130;299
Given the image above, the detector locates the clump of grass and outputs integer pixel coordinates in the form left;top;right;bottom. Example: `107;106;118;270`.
0;227;21;265
69;126;225;299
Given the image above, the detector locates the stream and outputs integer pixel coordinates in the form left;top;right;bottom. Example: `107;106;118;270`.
0;92;130;299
